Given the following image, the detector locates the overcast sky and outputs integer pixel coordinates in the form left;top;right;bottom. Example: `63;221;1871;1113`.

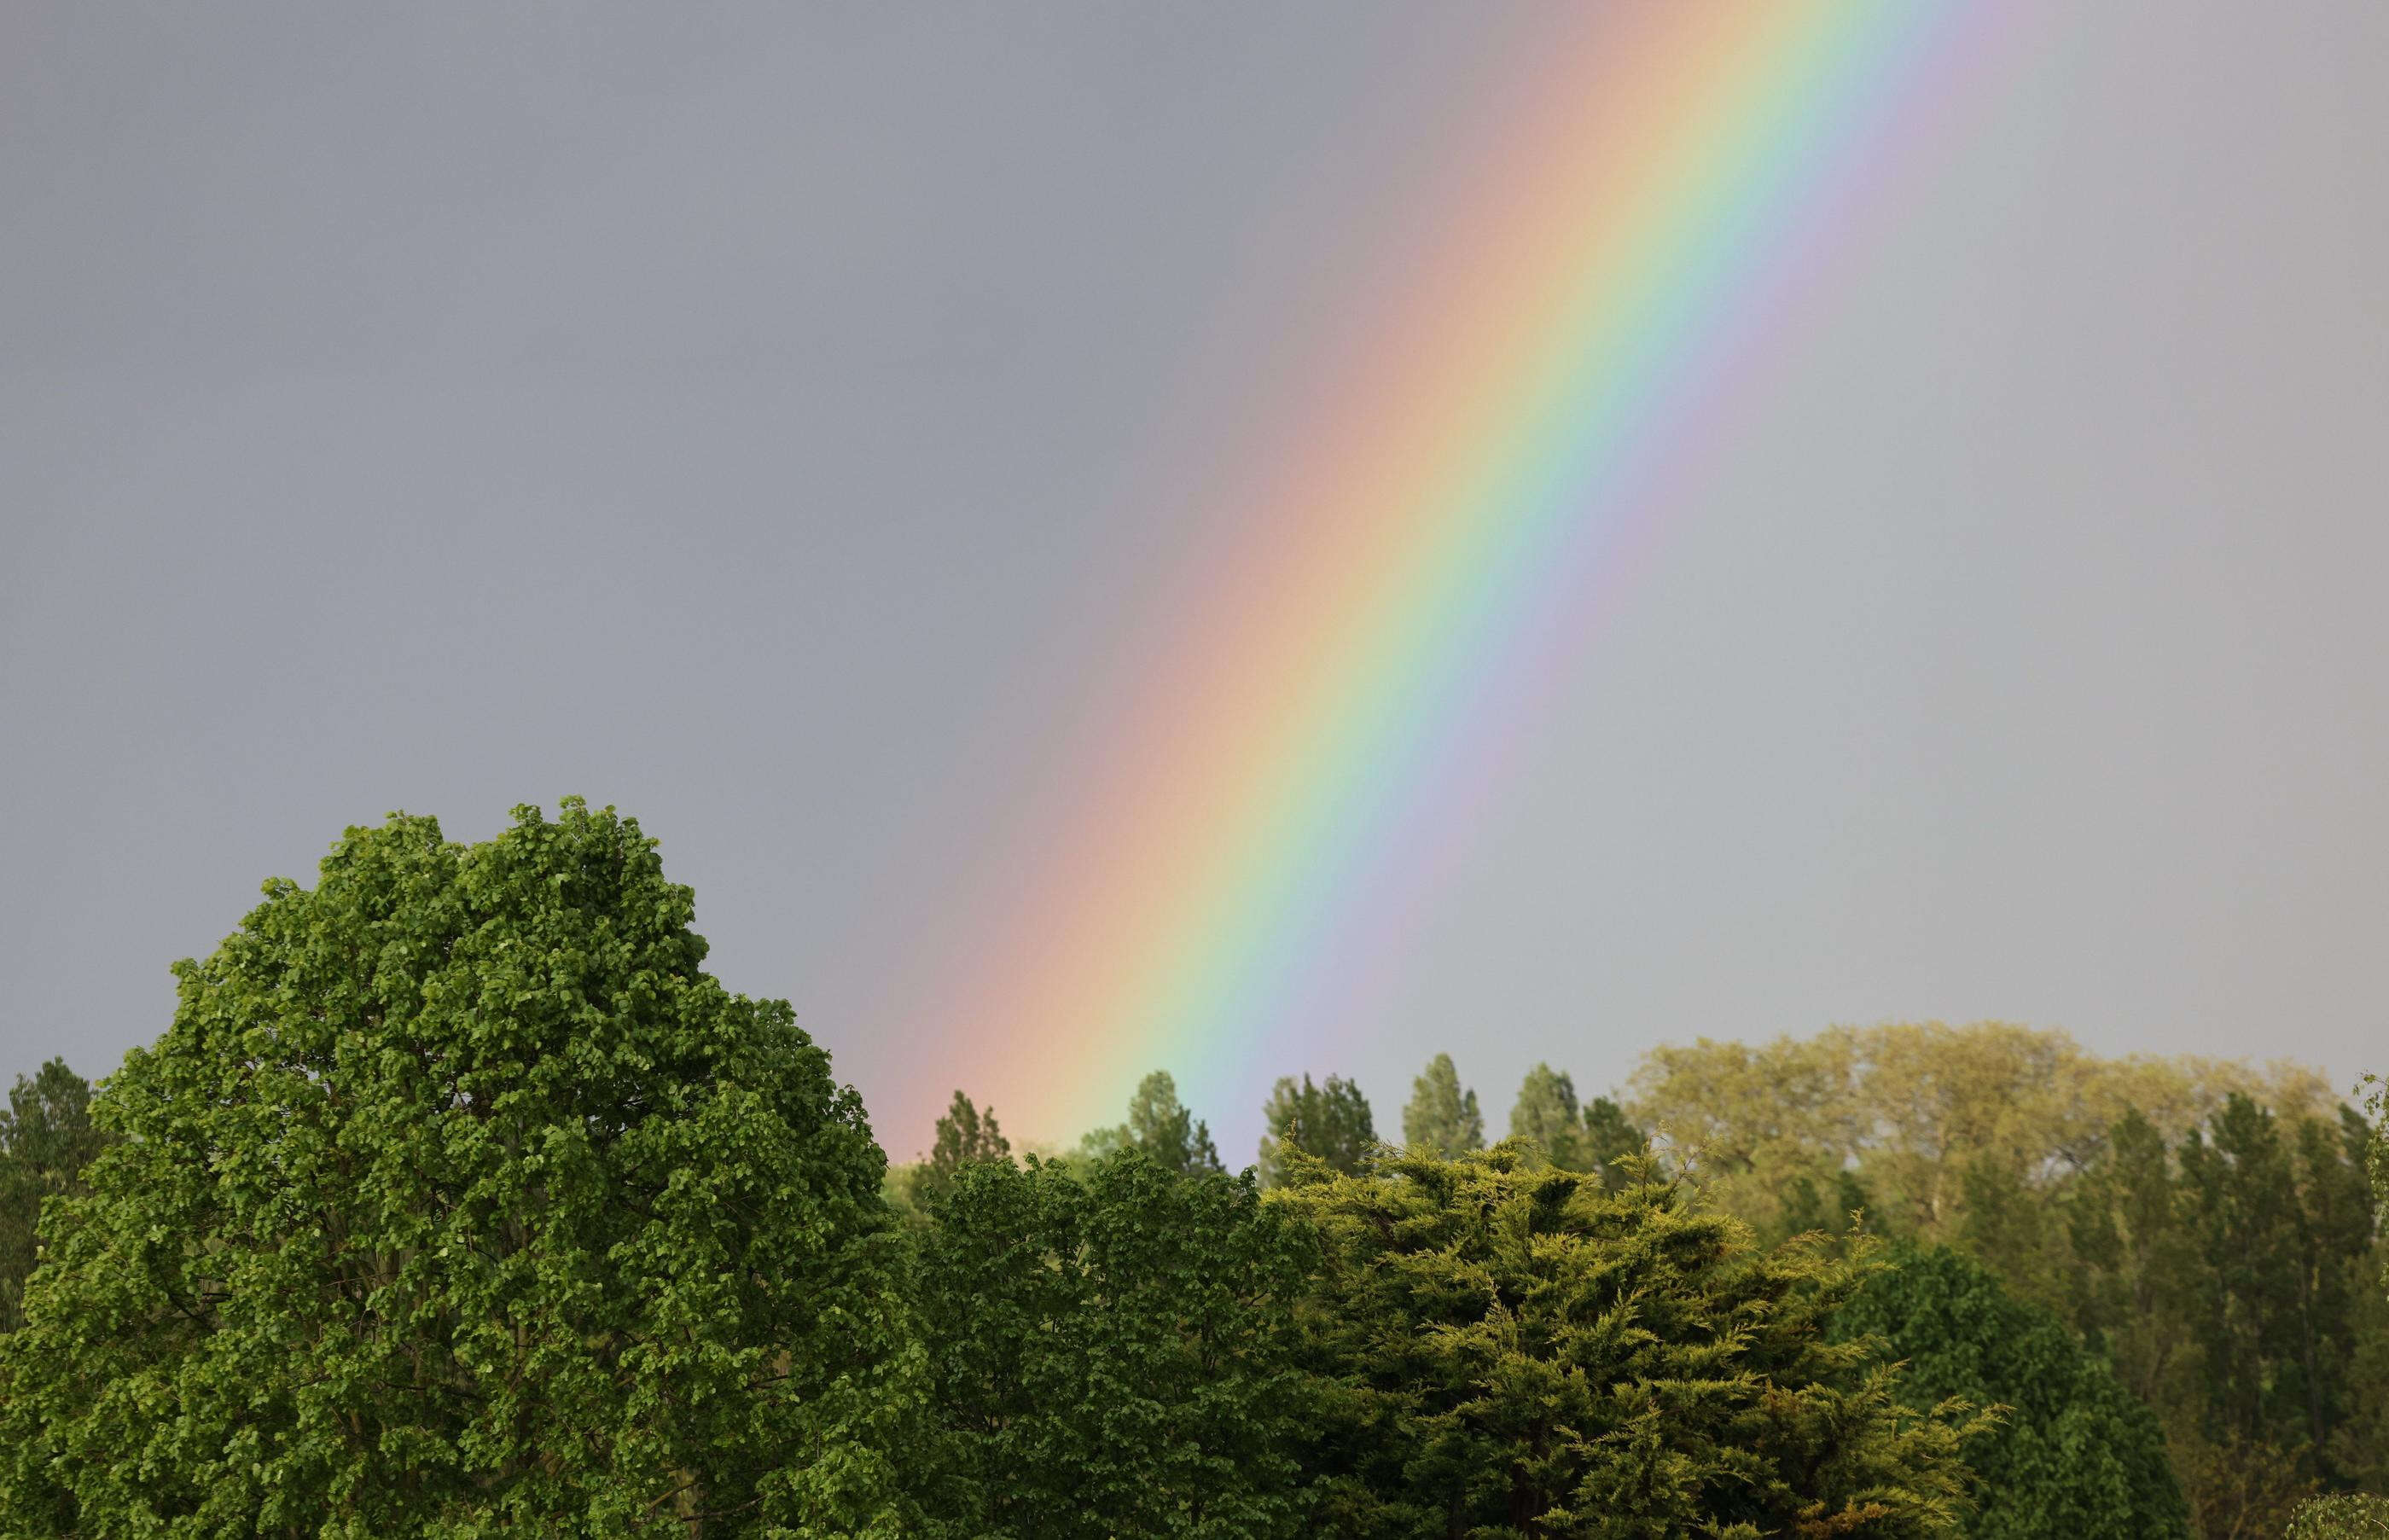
3;3;2384;1159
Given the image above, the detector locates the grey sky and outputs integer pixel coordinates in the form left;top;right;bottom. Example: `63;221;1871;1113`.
3;3;2384;1159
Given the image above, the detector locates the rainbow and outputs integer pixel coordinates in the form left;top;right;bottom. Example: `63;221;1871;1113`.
915;2;2012;1144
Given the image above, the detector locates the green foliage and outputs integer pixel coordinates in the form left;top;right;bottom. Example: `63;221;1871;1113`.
929;1088;1009;1174
1833;1243;2188;1539
1399;1052;1483;1156
1276;1144;1988;1538
2177;1096;2371;1452
1507;1062;1642;1183
0;802;915;1537
1080;1070;1224;1175
0;1059;111;1332
912;1148;1311;1539
2367;1074;2389;1293
1578;1094;1644;1187
1257;1072;1375;1185
898;1089;1012;1212
1508;1061;1584;1159
2287;1494;2389;1538
2065;1093;2377;1534
1627;1022;2329;1252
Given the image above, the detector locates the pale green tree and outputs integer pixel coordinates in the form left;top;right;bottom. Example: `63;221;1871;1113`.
1509;1061;1586;1165
1507;1063;1642;1182
1399;1053;1483;1156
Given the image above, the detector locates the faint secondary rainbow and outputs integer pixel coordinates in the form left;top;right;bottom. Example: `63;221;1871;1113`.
927;2;2007;1142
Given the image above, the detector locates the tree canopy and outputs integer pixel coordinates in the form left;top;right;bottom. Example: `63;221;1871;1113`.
0;802;914;1537
3;800;2380;1540
1275;1144;1989;1538
0;1059;108;1333
912;1148;1311;1539
1506;1062;1642;1184
1080;1069;1223;1176
1256;1072;1375;1184
1833;1242;2188;1539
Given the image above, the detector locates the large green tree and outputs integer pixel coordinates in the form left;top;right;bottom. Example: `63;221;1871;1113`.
0;1059;110;1331
1399;1053;1483;1157
1276;1145;1987;1538
1256;1072;1375;1185
912;1148;1311;1539
0;802;914;1537
1833;1242;2188;1540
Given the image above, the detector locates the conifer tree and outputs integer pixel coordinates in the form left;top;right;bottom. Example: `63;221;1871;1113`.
1276;1145;1987;1537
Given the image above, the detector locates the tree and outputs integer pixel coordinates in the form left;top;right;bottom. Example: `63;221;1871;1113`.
1627;1023;2329;1247
2066;1096;2379;1537
0;1059;110;1333
1508;1061;1584;1166
1507;1063;1643;1184
1580;1094;1645;1190
1276;1145;1989;1537
912;1148;1311;1539
2286;1495;2389;1538
1082;1071;1223;1175
1257;1073;1375;1185
2367;1072;2389;1289
1400;1053;1482;1157
930;1089;1009;1175
1833;1242;2189;1539
0;802;915;1537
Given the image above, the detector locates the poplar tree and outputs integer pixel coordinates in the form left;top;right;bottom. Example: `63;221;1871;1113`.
906;1088;1011;1208
0;1059;109;1332
1256;1072;1375;1185
929;1090;1008;1174
1400;1053;1483;1156
913;1148;1310;1538
0;802;915;1537
1083;1071;1224;1175
1508;1061;1586;1165
1508;1062;1643;1183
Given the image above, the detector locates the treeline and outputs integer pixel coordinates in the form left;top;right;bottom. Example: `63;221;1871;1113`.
0;803;2381;1539
882;1026;2386;1538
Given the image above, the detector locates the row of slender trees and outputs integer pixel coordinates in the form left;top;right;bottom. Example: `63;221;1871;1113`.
0;803;2382;1537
